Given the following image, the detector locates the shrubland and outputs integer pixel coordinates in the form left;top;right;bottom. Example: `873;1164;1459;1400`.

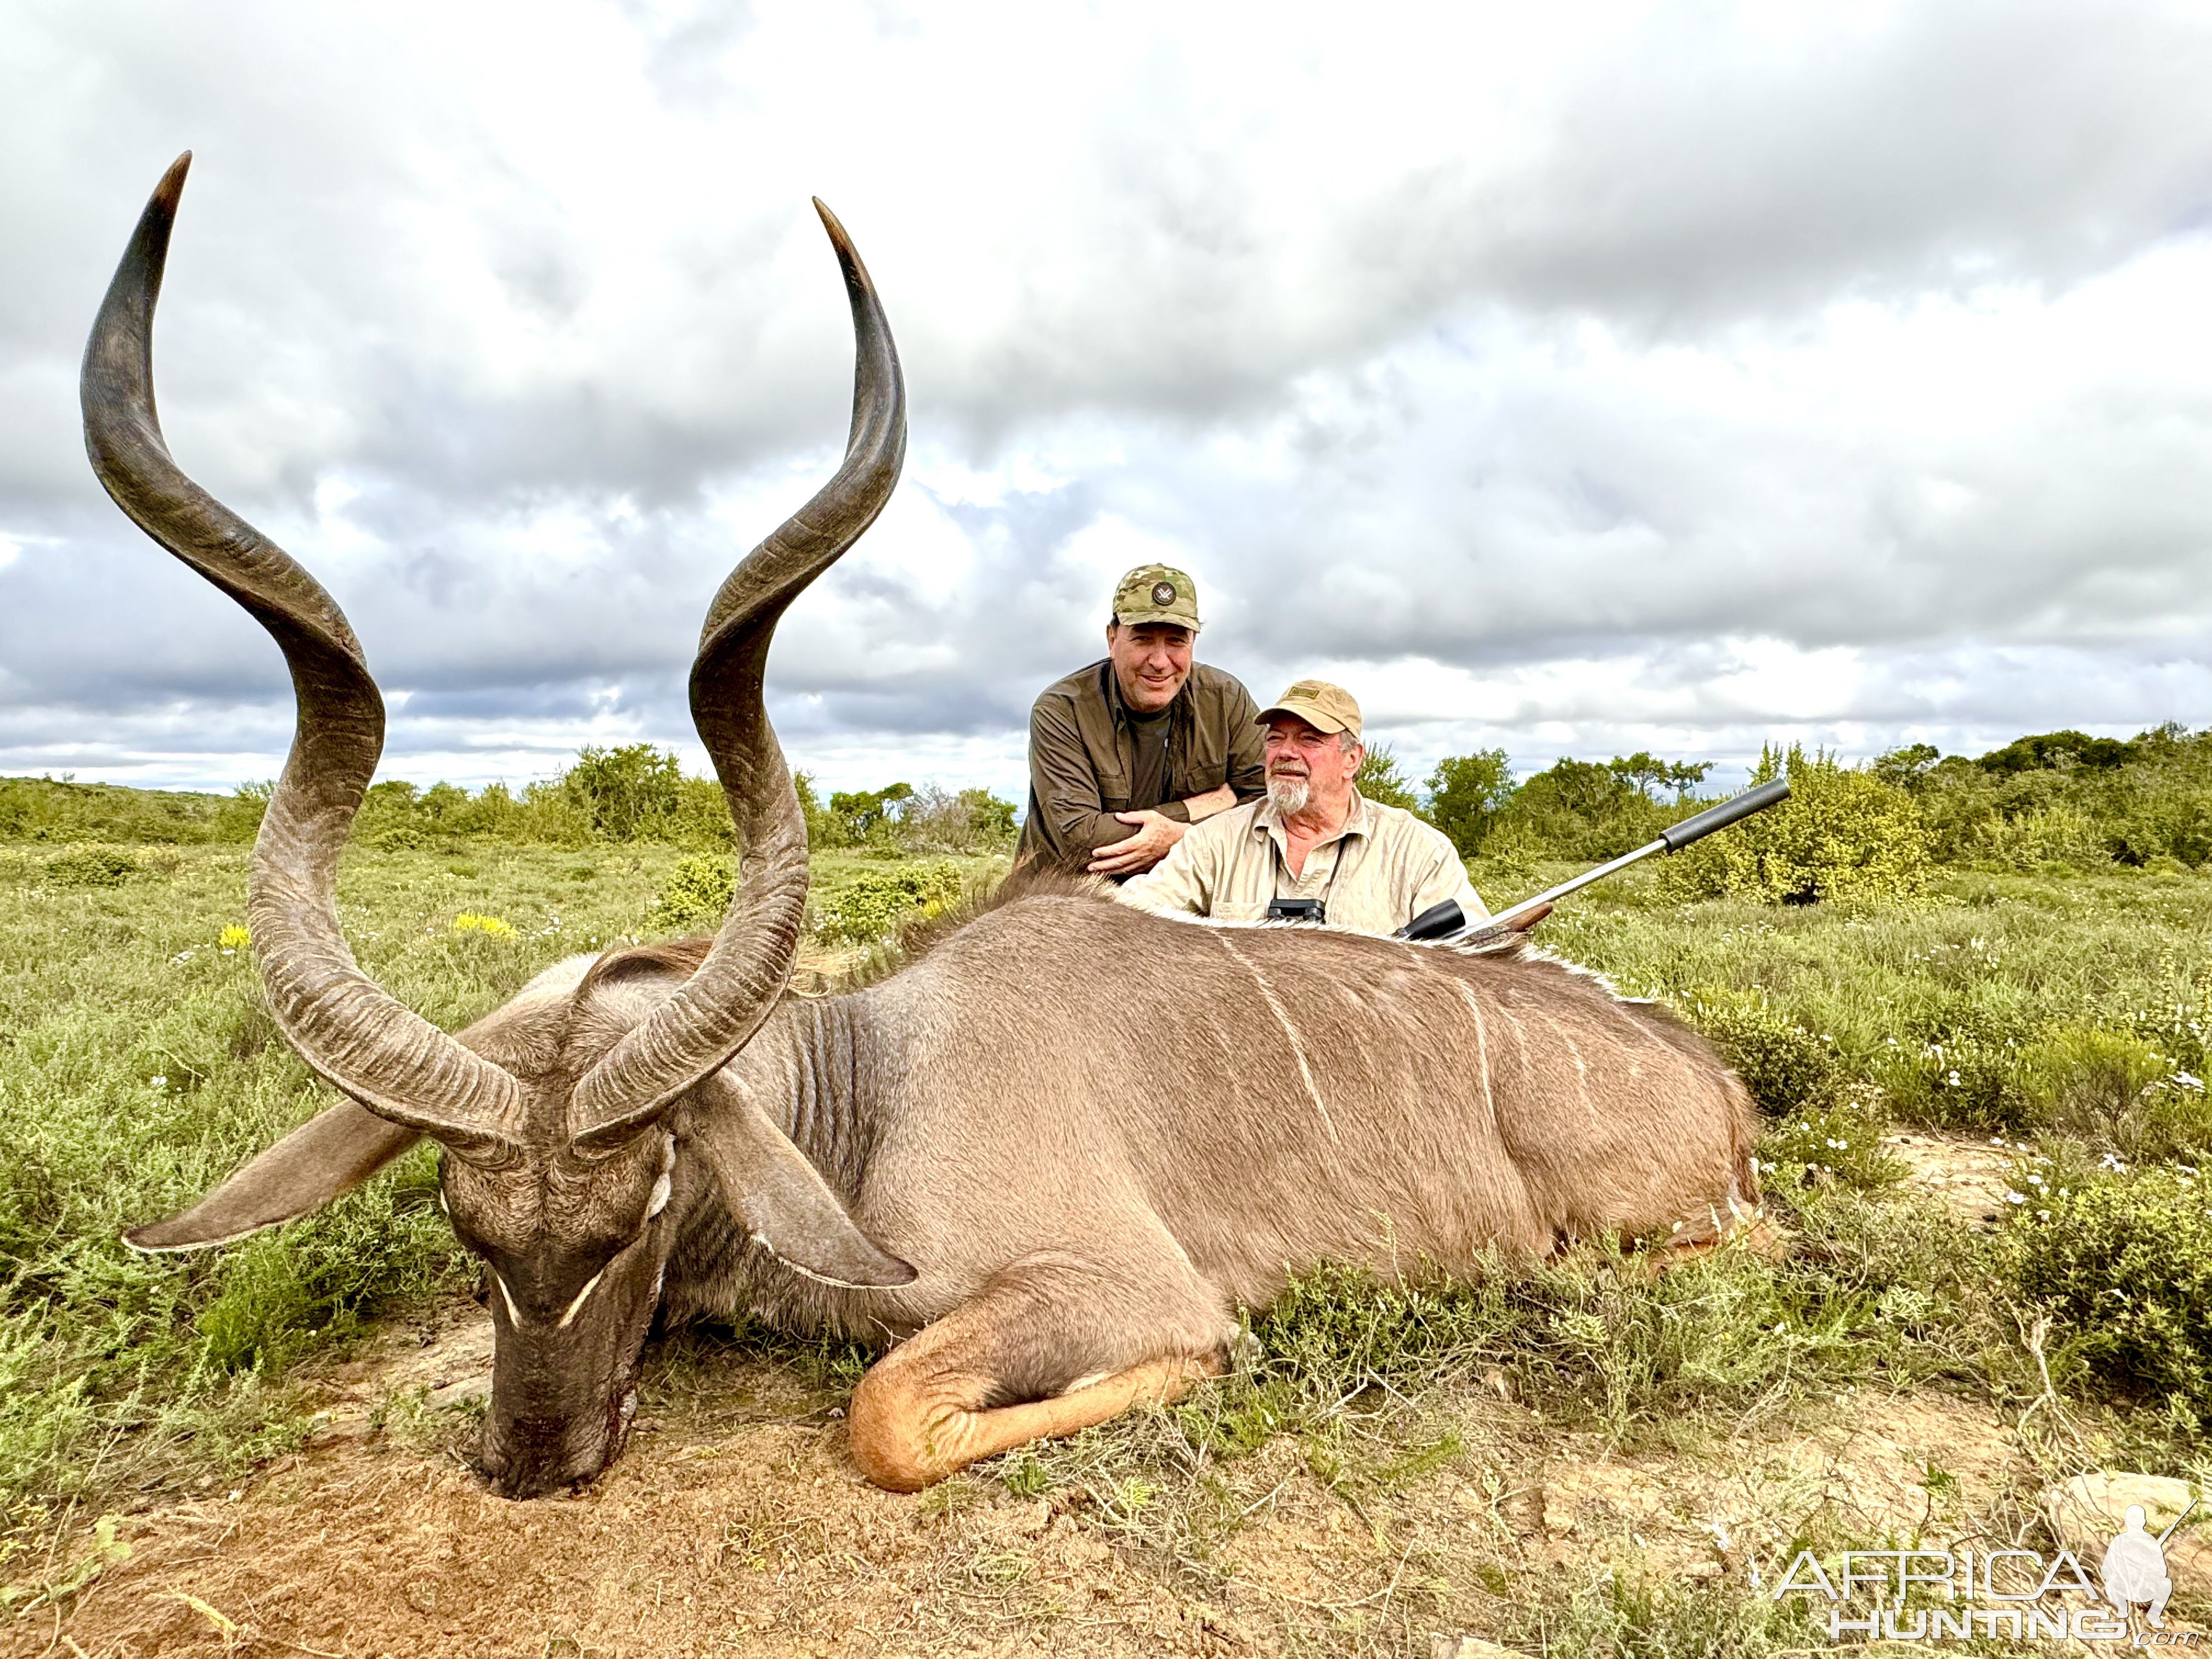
5;837;2209;1557
7;738;2212;1641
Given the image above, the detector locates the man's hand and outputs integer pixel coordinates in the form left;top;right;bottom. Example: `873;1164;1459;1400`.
1088;810;1187;876
1183;782;1238;822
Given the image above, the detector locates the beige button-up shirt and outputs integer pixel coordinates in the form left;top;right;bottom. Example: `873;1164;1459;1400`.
1116;789;1488;937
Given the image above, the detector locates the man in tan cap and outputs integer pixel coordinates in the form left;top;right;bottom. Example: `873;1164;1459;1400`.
1018;563;1267;876
1117;679;1488;936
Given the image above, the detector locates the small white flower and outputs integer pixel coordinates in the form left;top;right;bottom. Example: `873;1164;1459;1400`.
1772;1322;1787;1334
149;1075;167;1088
2005;1190;2027;1205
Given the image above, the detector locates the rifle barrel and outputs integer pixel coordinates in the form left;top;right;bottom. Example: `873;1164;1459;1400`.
1449;777;1792;942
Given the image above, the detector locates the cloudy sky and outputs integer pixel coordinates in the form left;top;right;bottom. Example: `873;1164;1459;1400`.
6;0;2212;803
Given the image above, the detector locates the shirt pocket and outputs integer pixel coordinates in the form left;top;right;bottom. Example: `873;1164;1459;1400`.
1181;719;1227;785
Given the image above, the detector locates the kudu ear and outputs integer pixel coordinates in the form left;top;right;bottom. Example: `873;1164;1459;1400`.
124;1103;421;1252
682;1072;916;1289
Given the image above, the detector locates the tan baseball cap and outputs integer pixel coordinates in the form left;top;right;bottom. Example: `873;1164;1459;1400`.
1111;563;1201;630
1256;679;1362;739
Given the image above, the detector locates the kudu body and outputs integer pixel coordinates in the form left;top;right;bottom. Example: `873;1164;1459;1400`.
93;158;1761;1498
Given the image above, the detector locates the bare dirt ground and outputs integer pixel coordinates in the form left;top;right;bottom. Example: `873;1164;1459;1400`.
12;1293;2056;1659
1882;1130;2019;1227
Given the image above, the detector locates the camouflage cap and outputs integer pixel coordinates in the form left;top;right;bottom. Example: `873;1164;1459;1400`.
1111;563;1201;630
1256;679;1362;739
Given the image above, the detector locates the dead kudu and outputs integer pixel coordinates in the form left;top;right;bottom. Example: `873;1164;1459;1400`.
93;156;1763;1498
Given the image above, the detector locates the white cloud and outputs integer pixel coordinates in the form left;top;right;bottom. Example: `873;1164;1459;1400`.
4;0;2212;797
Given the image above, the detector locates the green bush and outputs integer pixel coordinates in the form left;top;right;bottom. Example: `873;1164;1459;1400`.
1894;723;2212;870
809;861;966;945
1758;1102;1904;1190
826;782;913;847
654;854;735;930
2005;1166;2212;1420
557;745;732;846
1658;746;1929;906
1874;1002;2038;1132
43;848;140;888
1425;748;1513;857
1965;803;2108;872
1487;758;1671;861
1681;988;1838;1113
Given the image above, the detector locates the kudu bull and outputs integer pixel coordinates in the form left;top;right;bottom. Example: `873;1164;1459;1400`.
93;156;1762;1498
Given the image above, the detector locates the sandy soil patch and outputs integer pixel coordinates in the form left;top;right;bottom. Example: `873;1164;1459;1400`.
1883;1131;2021;1227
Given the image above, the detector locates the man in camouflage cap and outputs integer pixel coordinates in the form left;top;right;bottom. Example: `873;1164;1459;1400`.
1018;563;1267;876
1118;679;1488;936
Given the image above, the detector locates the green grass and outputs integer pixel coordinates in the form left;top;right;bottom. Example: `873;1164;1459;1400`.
1513;859;2212;1159
7;842;2212;1582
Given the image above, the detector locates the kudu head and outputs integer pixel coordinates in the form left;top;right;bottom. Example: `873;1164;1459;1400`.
89;155;915;1498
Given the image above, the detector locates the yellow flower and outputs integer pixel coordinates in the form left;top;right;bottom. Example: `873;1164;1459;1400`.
453;913;517;940
218;924;251;951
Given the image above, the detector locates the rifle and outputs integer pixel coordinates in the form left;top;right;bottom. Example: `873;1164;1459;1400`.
1396;777;1792;945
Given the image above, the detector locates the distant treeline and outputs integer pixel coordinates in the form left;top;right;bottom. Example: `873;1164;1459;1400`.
0;744;1022;859
8;724;2211;888
1354;723;2212;905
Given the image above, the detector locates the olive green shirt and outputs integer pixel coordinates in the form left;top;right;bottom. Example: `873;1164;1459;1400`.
1115;788;1488;937
1018;660;1267;870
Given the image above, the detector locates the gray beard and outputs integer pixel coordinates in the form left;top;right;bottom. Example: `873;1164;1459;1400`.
1267;775;1311;816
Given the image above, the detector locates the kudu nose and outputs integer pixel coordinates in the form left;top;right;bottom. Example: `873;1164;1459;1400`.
477;1387;639;1499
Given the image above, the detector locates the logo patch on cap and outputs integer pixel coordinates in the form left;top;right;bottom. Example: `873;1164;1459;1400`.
1152;582;1177;606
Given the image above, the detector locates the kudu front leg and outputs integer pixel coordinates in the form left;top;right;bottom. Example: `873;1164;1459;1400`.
846;1263;1227;1492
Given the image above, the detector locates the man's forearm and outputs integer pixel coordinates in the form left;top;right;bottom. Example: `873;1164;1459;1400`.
1073;810;1143;858
1182;782;1237;821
